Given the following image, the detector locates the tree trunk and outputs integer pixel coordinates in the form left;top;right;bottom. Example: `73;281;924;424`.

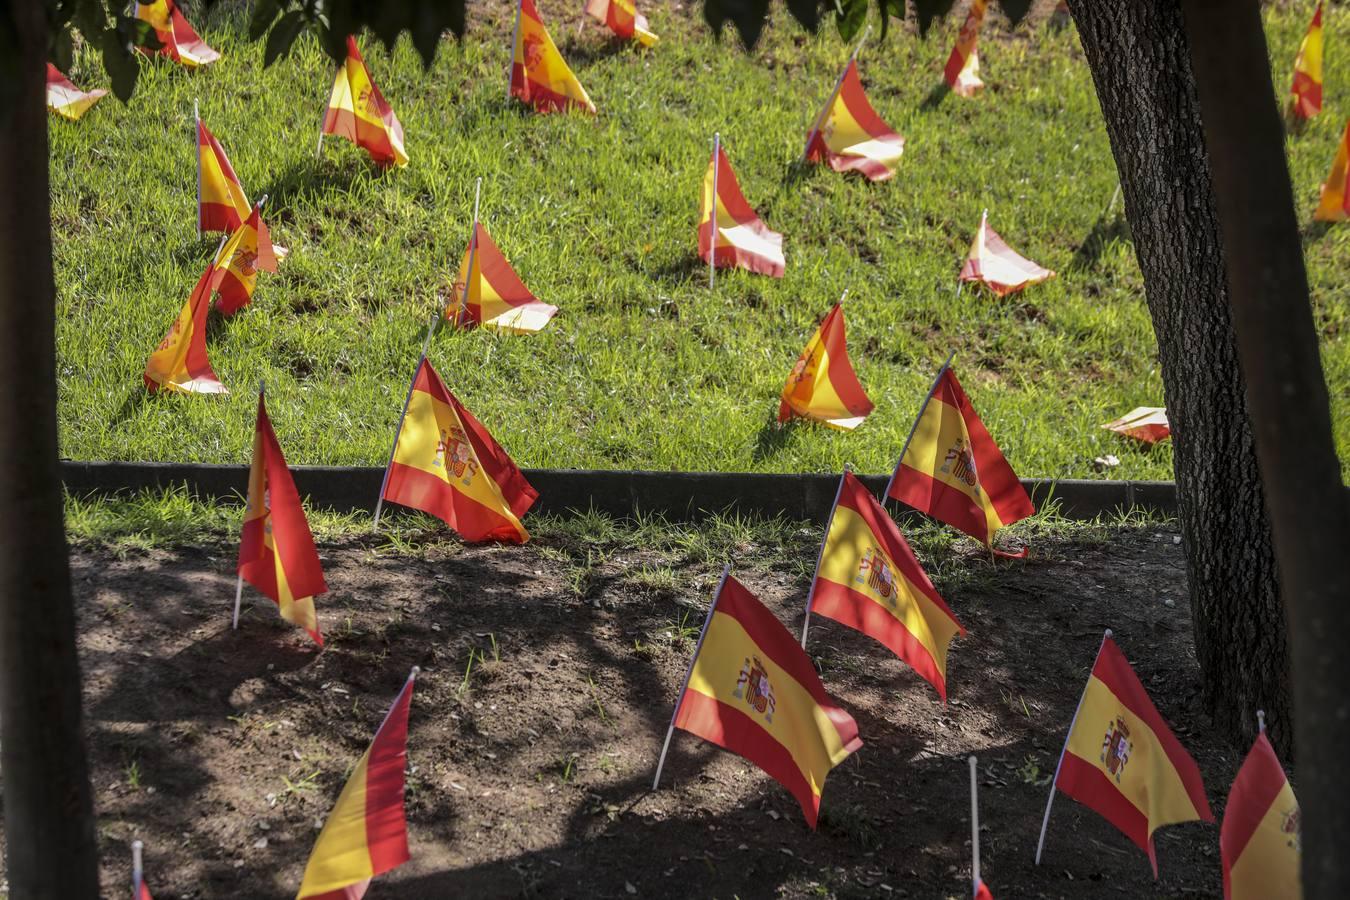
0;3;100;896
1067;0;1292;755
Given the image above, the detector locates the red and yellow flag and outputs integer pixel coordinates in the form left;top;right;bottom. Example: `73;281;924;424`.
1102;406;1170;444
382;359;537;543
778;302;872;430
46;64;106;121
886;364;1034;548
584;0;658;46
297;671;415;900
1290;2;1323;121
960;211;1055;296
804;59;904;182
197;115;251;235
1053;635;1213;874
323;36;408;169
1314;121;1350;222
239;392;327;645
943;0;987;98
674;574;861;828
216;204;282;315
512;0;596;115
699;143;785;278
1221;728;1301;899
447;223;558;333
134;0;219;67
808;471;965;700
144;262;227;395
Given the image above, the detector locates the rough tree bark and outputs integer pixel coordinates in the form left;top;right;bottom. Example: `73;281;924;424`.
0;2;101;896
1067;0;1292;754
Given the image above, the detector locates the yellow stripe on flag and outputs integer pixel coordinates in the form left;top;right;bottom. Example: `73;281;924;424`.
296;752;376;895
902;395;1002;535
1228;780;1300;900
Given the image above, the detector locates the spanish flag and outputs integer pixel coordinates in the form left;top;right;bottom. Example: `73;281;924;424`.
1101;407;1170;445
322;36;408;169
1050;634;1213;874
804;59;904;182
197;111;251;235
673;574;861;828
778;302;872;430
447;223;558;333
699;139;785;278
238;391;327;645
943;0;987;98
297;669;416;900
1314;121;1350;222
511;0;596;115
806;471;964;701
381;358;536;543
46;64;106;121
959;211;1055;297
144;261;226;395
1289;2;1323;121
1220;725;1301;900
134;0;220;67
886;362;1034;549
216;203;282;315
584;0;658;47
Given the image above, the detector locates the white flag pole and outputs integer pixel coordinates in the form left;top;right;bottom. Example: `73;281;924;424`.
708;132;720;291
652;564;730;791
883;350;957;500
373;319;438;530
131;839;144;899
233;379;265;630
801;24;872;165
507;0;525;101
194;99;202;238
1035;628;1112;865
455;178;483;329
969;755;981;898
1257;708;1266;734
801;465;850;648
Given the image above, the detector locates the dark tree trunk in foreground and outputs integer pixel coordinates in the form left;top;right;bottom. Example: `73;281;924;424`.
0;2;100;896
1069;0;1292;754
1181;2;1350;894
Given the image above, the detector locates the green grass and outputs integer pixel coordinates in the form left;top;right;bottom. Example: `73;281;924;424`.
50;2;1348;480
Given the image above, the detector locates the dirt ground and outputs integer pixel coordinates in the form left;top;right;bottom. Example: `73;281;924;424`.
3;520;1244;899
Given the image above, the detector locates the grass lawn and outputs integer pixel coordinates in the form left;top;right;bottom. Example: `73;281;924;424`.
50;1;1348;481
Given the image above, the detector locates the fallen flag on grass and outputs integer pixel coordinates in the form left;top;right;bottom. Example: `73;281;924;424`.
448;223;558;333
585;0;658;46
1221;717;1301;900
45;64;106;121
944;0;987;97
699;136;785;278
297;669;417;900
197;109;251;235
778;301;872;430
1314;121;1350;222
321;36;408;169
512;0;596;114
143;252;227;395
216;201;282;315
959;211;1055;296
803;57;904;181
1289;2;1323;121
134;0;219;67
1101;407;1170;445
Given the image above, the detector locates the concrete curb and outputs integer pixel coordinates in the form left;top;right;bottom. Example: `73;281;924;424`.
62;461;1179;523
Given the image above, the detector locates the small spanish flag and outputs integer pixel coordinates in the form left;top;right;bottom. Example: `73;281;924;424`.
700;138;785;278
806;471;964;701
447;223;558;333
804;58;904;182
886;361;1034;550
943;0;987;98
1101;407;1170;445
46;64;106;121
671;574;861;828
134;0;219;67
381;358;536;543
144;261;227;395
1289;2;1323;121
322;36;408;169
197;110;251;236
1047;633;1213;874
511;0;596;115
584;0;658;46
297;669;416;899
1220;722;1301;900
1314;121;1350;222
959;211;1055;297
216;203;282;315
778;302;872;430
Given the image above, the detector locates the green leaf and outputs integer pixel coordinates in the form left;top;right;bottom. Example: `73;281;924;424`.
52;27;75;74
999;0;1033;26
99;26;139;103
878;0;905;40
914;0;955;36
263;9;307;68
834;0;867;41
248;0;284;42
783;0;821;33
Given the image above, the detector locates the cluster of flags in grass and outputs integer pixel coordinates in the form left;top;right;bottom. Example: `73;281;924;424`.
1295;1;1350;224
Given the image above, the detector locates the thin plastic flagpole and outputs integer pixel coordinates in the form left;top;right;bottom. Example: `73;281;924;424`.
883;350;957;500
131;839;144;899
969;755;981;898
315;75;329;158
708;132;720;291
456;178;483;329
801;24;872;164
801;465;850;648
652;564;730;791
194;99;202;238
373;319;438;530
507;0;525;101
233;379;265;630
1257;708;1266;734
1035;628;1112;865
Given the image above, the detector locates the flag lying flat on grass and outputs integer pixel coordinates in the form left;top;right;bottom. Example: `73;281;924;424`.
673;575;861;827
134;0;219;67
887;361;1034;550
699;140;785;277
217;203;282;315
512;0;596;114
382;359;536;543
448;223;558;333
144;254;228;395
322;36;408;169
45;64;106;121
239;391;327;645
1221;723;1301;900
959;211;1055;296
804;59;904;182
585;0;658;47
297;670;416;900
943;0;987;97
1289;1;1323;121
778;302;872;430
197;112;251;235
1101;407;1170;444
1314;121;1350;222
807;471;964;701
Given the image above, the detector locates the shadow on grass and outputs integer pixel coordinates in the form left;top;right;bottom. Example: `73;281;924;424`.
1068;208;1129;273
1303;220;1334;241
648;254;706;288
261;157;371;216
561;35;636;67
109;383;153;430
919;81;951;111
751;413;793;464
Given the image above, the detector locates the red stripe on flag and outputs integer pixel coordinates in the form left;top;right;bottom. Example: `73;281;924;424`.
322;108;399;168
383;462;527;543
510;64;588;115
889;465;990;544
1220;733;1290;892
811;579;948;700
1055;751;1152;858
363;679;414;874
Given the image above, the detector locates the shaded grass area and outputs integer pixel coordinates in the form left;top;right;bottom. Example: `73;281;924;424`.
51;2;1347;480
